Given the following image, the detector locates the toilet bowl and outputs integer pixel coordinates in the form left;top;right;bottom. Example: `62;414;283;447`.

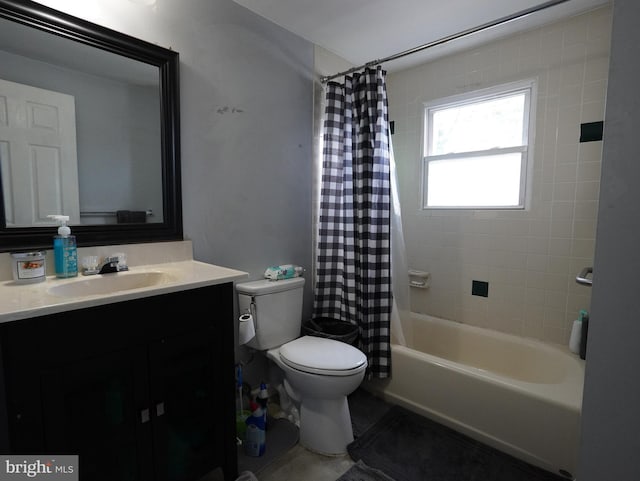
235;277;368;455
267;336;367;455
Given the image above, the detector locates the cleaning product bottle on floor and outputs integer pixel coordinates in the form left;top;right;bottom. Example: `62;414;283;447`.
245;402;266;457
235;364;250;442
257;382;269;429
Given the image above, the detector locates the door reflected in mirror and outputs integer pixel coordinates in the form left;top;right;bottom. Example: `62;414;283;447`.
0;12;162;227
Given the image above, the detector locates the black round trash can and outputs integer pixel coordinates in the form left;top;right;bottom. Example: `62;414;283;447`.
302;318;359;346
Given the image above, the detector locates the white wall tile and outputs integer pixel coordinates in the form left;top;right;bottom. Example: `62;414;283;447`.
576;181;600;202
577;161;602;181
581;101;606;123
390;6;610;345
583;79;607;102
549;237;573;257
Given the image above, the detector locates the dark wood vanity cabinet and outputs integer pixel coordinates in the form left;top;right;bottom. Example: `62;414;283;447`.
0;283;238;481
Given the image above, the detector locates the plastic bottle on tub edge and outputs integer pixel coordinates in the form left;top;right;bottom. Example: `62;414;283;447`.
569;318;582;354
579;310;589;360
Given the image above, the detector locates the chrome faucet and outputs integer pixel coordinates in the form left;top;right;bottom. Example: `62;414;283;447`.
98;255;129;274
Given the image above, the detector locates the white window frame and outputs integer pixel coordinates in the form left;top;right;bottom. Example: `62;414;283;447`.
421;79;537;210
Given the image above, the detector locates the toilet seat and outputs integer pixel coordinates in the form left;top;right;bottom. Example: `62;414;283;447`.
279;336;367;376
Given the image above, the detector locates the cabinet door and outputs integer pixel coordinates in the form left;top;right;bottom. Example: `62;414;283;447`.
40;346;153;481
148;326;222;481
1;283;237;481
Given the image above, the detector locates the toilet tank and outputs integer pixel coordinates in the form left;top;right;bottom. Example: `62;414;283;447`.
236;277;305;350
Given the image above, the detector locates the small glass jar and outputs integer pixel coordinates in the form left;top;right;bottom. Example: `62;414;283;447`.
11;251;47;284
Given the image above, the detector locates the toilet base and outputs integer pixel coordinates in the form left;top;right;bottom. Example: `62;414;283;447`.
298;396;354;456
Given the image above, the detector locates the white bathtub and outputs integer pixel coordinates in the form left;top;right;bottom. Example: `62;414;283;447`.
364;313;584;478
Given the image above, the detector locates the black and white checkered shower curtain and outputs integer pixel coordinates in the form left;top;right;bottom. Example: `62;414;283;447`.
313;66;392;379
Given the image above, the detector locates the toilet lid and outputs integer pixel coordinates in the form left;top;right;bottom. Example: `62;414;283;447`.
279;336;367;376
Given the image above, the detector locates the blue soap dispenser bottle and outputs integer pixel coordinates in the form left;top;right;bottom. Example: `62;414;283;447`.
47;215;78;278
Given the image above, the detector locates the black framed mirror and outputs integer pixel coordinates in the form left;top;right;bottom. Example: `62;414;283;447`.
0;0;181;252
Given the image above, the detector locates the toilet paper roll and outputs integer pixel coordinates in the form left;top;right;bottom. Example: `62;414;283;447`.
239;313;256;345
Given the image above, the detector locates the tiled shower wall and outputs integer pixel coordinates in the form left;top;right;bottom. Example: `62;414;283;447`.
388;5;612;345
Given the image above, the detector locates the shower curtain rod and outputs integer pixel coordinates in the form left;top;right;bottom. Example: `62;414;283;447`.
320;0;570;83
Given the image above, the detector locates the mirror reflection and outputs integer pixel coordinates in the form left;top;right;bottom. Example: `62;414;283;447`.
0;15;163;228
0;0;181;252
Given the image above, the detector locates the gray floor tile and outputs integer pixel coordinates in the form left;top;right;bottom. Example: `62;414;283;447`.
257;444;355;481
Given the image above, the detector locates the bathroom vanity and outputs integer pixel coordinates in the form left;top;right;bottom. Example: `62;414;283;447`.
0;2;249;477
0;246;247;481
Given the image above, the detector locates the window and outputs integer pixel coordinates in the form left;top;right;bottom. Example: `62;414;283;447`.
422;79;536;209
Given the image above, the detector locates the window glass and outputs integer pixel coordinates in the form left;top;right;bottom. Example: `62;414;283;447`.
426;153;522;207
423;80;535;209
430;94;525;155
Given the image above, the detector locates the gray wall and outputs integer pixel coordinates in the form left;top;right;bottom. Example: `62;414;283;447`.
35;0;314;300
34;0;314;385
172;2;314;290
578;0;640;479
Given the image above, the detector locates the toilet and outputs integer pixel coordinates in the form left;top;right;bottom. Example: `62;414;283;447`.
236;277;367;455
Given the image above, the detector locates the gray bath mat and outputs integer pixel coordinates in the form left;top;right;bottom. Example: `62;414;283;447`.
337;460;397;481
347;405;570;481
349;388;392;437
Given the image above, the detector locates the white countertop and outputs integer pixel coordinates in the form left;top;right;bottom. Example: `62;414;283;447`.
0;260;248;324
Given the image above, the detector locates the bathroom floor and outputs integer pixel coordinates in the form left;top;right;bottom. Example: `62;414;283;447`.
198;420;356;481
242;388;391;481
198;444;352;481
256;444;355;481
199;387;390;481
205;387;569;481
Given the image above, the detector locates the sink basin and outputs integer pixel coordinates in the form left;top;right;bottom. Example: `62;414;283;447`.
47;271;173;298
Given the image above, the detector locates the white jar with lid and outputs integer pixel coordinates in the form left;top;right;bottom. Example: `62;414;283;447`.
11;251;46;284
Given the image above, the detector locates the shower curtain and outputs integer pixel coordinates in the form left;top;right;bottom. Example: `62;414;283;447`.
313;66;394;379
389;136;409;347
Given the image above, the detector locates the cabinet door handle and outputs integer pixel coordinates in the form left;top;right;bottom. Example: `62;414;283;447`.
156;402;165;417
140;408;150;423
